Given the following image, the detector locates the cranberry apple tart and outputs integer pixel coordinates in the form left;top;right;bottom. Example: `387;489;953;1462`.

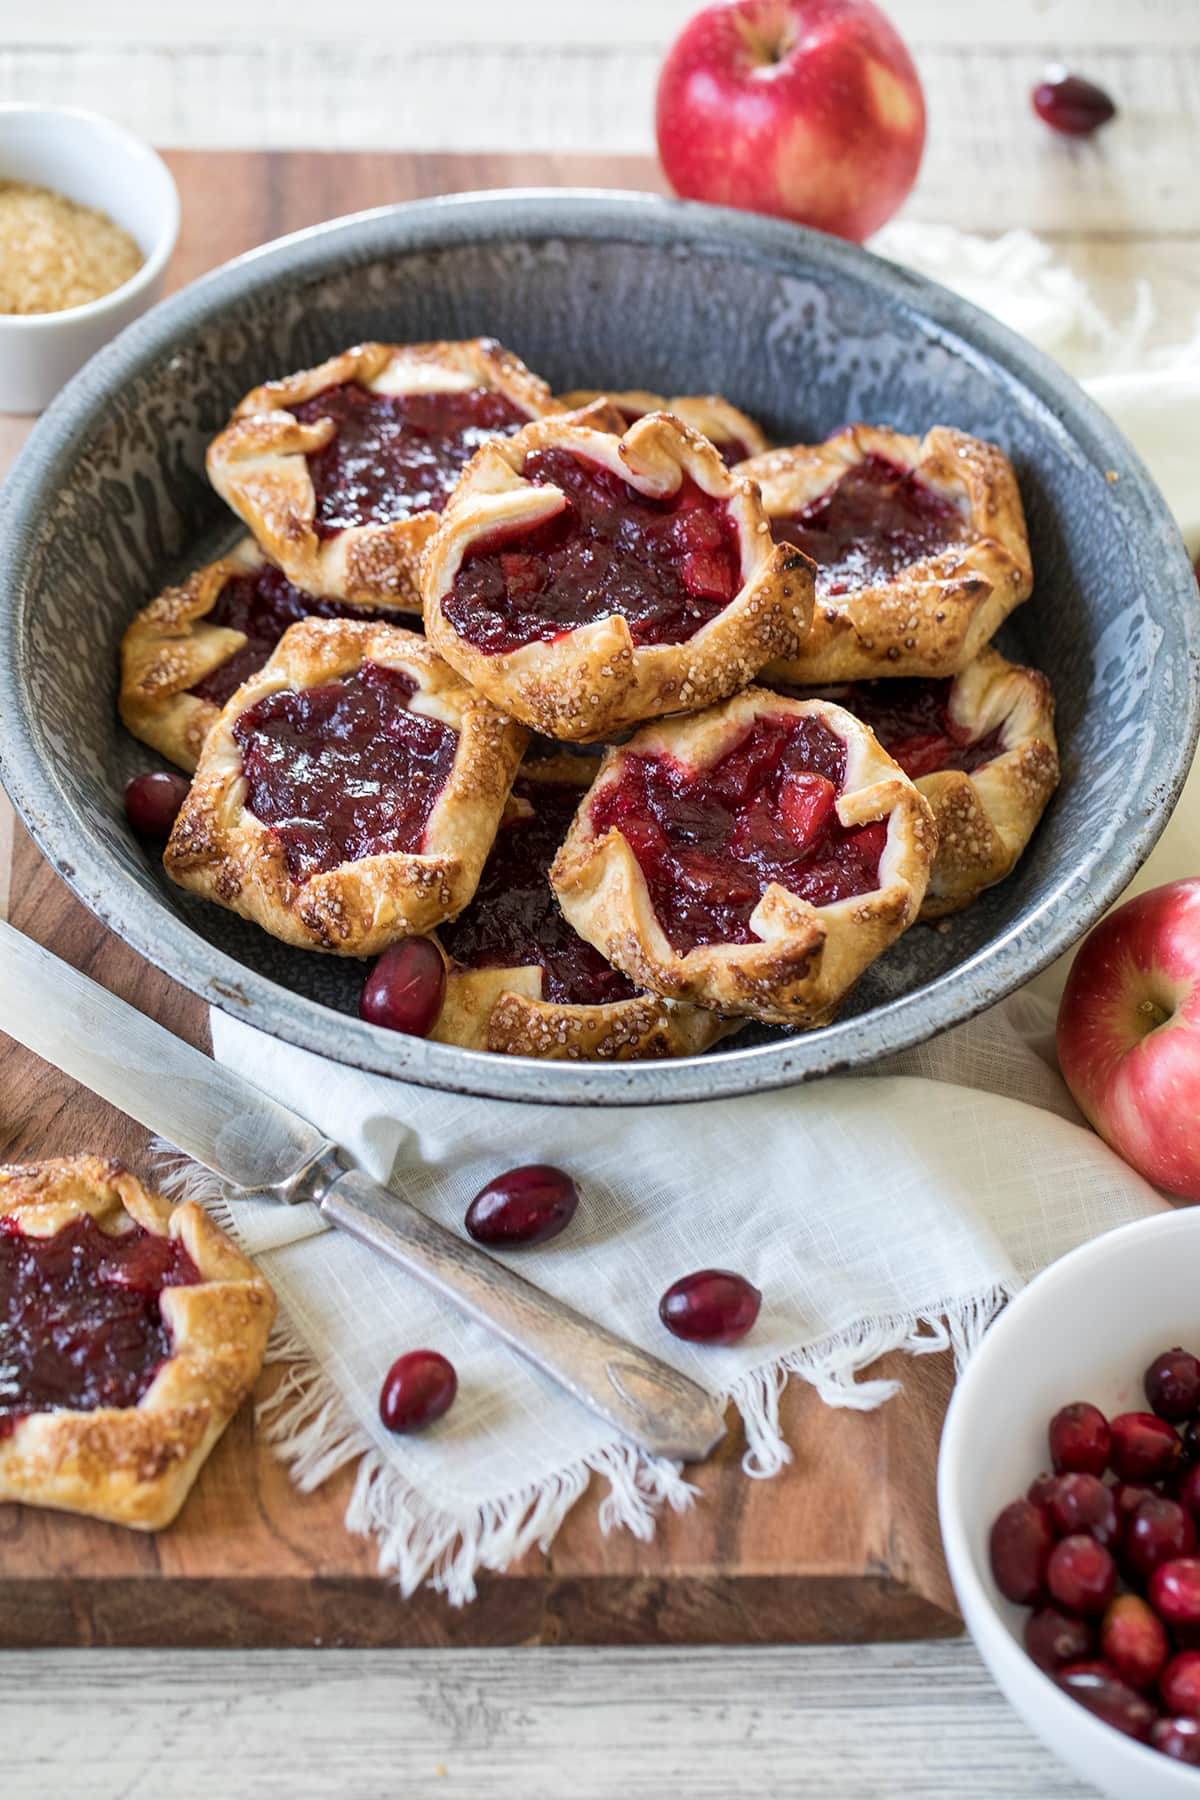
109;323;1058;1062
737;425;1033;683
797;648;1059;918
556;388;768;466
164;618;527;954
551;690;936;1026
206;339;558;609
0;1156;274;1530
120;537;396;773
423;410;813;740
426;754;734;1059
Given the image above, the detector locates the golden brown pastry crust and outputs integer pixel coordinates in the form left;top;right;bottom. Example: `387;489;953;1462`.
423;411;814;742
0;1156;274;1532
738;425;1033;683
556;389;769;461
912;649;1058;918
551;689;937;1026
164;618;528;955
119;537;378;774
206;339;558;608
428;755;737;1060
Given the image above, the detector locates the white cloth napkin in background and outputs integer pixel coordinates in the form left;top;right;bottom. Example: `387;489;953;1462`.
169;226;1200;1602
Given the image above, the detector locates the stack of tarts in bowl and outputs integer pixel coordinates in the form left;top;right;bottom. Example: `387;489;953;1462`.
118;336;1059;1065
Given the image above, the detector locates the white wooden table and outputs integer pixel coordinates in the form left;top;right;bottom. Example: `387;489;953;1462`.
2;4;1195;1794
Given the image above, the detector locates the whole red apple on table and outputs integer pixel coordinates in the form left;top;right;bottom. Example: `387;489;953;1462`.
655;0;926;243
1056;880;1200;1200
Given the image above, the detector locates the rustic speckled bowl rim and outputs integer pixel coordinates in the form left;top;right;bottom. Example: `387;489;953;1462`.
1;190;1197;1106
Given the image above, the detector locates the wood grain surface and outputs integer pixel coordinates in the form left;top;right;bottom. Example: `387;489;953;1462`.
3;1640;1094;1800
0;147;960;1649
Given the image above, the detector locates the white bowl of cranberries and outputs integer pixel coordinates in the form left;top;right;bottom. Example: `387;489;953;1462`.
939;1207;1200;1797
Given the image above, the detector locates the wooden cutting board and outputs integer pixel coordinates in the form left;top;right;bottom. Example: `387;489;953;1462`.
0;149;959;1648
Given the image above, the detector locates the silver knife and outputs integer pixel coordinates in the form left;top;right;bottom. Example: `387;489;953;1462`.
0;920;725;1462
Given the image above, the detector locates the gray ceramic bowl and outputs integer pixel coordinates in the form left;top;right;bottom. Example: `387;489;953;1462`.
0;191;1196;1105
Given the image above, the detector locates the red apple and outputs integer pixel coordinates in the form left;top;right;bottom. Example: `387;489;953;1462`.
655;0;926;243
1057;880;1200;1199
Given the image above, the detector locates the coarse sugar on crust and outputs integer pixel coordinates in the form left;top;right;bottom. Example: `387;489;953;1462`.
423;410;814;741
0;1156;274;1531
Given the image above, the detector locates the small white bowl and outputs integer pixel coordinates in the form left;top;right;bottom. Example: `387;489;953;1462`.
939;1207;1200;1798
0;105;179;413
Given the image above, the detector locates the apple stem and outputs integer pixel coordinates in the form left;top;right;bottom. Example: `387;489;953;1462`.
734;7;796;69
1136;996;1172;1033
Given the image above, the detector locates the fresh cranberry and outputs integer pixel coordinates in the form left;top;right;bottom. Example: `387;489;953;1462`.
1114;1481;1159;1521
1151;1559;1200;1630
1049;1402;1110;1476
465;1165;579;1249
1049;1473;1119;1546
1151;1717;1200;1765
1032;72;1117;137
1175;1465;1200;1522
1100;1595;1168;1692
378;1350;457;1433
658;1269;761;1346
1109;1411;1181;1482
1145;1348;1200;1422
1125;1496;1197;1582
360;938;446;1037
1056;1662;1156;1740
1047;1535;1117;1616
1028;1471;1060;1508
124;770;190;839
989;1499;1055;1605
1162;1651;1200;1720
1024;1605;1095;1672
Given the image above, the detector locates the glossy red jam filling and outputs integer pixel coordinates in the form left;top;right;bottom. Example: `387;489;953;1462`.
441;448;743;655
0;1214;201;1432
772;454;968;596
613;403;749;468
589;715;887;953
189;563;391;709
293;381;531;538
440;773;636;1006
825;679;1004;779
233;660;458;882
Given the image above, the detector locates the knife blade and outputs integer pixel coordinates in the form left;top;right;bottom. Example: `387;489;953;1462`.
0;919;328;1193
0;920;725;1462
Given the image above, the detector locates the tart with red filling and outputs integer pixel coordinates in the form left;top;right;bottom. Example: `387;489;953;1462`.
0;1156;274;1531
428;755;735;1060
120;537;397;772
794;648;1059;918
551;690;936;1026
206;339;558;608
423;411;813;741
556;388;768;466
164;617;527;955
737;425;1033;683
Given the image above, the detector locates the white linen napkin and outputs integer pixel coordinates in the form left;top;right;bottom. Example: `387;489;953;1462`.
170;227;1200;1602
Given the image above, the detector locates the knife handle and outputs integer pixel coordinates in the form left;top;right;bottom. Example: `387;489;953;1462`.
317;1165;726;1463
